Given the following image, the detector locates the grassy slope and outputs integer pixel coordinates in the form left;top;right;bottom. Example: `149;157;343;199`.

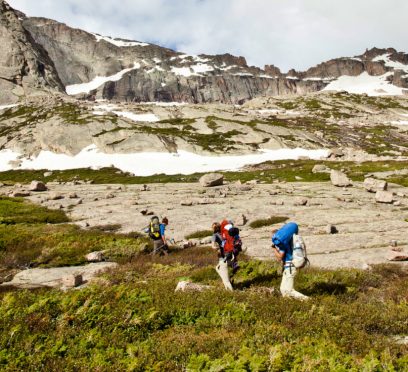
1;159;408;186
0;198;407;370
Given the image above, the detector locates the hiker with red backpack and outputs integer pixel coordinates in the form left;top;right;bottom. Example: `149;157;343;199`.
272;222;309;299
146;216;169;255
212;219;243;290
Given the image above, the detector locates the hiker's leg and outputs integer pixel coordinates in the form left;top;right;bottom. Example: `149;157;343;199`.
153;240;164;255
216;259;233;291
281;266;308;300
280;266;294;297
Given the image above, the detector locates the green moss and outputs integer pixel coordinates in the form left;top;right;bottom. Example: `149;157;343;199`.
0;196;69;225
304;99;322;110
158;118;196;126
249;216;289;229
276;101;299;110
185;230;213;240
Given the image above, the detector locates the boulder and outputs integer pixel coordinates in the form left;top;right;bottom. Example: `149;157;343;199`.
43;171;53;177
363;177;387;193
199;173;224;187
312;164;330;173
328;148;345;158
180;200;193;206
29;181;47;192
375;191;394;204
48;192;63;200
199;237;212;245
175;280;213;292
293;198;308;206
330;170;352;187
68;192;78;199
10;191;30;197
325;224;338;234
85;251;105;262
387;250;408;261
62;274;83;288
235;214;248;226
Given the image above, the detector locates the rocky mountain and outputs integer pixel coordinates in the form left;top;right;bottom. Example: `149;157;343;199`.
1;0;407;104
0;0;63;104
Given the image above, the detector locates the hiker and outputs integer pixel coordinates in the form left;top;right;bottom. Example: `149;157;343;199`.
272;222;309;300
147;216;169;255
212;221;233;291
220;219;241;274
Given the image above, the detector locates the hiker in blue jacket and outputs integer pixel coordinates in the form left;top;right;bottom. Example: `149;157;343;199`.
272;222;309;299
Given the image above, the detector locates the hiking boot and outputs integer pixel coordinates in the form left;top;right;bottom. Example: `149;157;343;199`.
232;263;240;275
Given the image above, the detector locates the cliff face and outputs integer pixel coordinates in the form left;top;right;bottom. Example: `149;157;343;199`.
1;0;407;104
21;17;327;103
0;0;63;104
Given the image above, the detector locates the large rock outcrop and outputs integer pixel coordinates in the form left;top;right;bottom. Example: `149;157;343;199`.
0;0;63;104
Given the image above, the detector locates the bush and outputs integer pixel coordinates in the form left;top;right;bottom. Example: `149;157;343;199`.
249;216;288;229
185;230;213;240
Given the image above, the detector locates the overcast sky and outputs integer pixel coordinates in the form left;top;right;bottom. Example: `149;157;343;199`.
7;0;407;72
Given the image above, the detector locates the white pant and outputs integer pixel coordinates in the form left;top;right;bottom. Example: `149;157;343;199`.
216;259;233;291
280;265;309;300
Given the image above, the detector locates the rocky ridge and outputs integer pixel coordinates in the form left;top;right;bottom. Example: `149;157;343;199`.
0;0;63;104
1;0;407;104
1;92;408;161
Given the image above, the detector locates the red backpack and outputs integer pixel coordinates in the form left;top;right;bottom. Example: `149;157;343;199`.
220;219;235;253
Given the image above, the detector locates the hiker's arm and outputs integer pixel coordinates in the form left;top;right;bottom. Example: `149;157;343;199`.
272;245;284;261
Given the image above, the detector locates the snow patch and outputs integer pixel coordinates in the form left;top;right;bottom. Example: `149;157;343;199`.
91;104;159;122
390;120;408;126
233;72;253;77
373;54;408;73
254;109;281;115
113;111;159;122
92;33;148;47
0;104;19;111
66;63;141;95
171;63;214;77
192;63;214;74
323;72;404;96
0;146;329;176
146;102;187;107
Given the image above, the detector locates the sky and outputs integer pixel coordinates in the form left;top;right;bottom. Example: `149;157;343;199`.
7;0;408;72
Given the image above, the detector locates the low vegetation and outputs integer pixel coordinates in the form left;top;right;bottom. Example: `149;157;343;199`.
0;197;148;276
0;197;407;370
0;249;407;370
185;230;213;240
249;216;289;229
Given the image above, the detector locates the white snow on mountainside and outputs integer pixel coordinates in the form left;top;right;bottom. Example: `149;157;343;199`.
373;54;408;73
66;63;141;95
323;72;405;96
0;147;329;176
92;33;149;47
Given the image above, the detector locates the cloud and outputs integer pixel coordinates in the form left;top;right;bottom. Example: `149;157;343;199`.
7;0;408;72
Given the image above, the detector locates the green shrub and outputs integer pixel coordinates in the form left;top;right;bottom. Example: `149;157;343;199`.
249;216;288;229
185;230;213;240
